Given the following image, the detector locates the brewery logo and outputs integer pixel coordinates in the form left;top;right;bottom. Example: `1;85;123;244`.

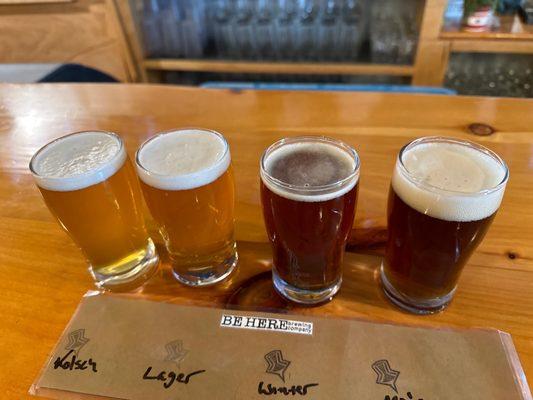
265;350;291;382
372;360;425;400
220;314;313;335
164;339;188;367
372;359;400;393
53;328;97;373
65;329;89;355
258;350;318;396
142;339;206;389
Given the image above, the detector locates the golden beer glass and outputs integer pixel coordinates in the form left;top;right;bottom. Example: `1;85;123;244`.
136;128;237;286
30;131;159;289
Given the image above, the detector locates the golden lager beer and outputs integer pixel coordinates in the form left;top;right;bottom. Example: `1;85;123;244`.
30;131;159;288
136;128;237;286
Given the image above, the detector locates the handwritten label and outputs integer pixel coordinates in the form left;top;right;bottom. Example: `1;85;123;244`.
142;367;206;389
53;350;97;373
220;314;313;335
258;382;319;396
383;392;424;400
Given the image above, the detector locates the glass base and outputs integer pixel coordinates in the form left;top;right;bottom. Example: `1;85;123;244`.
91;239;159;290
380;264;455;315
272;270;341;305
172;250;238;287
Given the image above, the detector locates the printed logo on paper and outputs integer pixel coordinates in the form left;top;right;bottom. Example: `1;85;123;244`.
264;350;291;382
65;328;90;355
372;360;400;393
164;339;188;367
371;359;425;400
258;350;319;396
141;339;206;389
220;314;313;335
53;328;97;373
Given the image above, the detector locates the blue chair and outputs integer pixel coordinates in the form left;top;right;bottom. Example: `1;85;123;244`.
200;82;456;95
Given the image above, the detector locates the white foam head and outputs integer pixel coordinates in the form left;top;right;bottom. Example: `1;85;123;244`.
30;131;126;192
392;137;508;222
260;137;360;202
136;129;231;191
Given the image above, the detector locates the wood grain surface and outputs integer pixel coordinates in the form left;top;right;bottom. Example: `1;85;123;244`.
143;59;416;76
0;0;136;82
0;84;532;398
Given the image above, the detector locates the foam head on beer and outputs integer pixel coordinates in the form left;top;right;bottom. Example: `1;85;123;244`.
261;139;359;202
136;129;230;191
392;139;508;222
31;131;126;191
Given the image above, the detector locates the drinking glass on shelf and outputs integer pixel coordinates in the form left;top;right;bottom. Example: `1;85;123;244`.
341;0;365;61
275;0;297;60
212;0;234;59
234;0;254;59
297;0;319;60
141;0;164;57
319;0;341;61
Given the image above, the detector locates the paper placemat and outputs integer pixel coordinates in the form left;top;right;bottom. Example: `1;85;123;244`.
31;293;532;400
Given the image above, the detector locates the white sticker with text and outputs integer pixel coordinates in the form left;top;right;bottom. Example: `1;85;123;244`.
220;314;313;335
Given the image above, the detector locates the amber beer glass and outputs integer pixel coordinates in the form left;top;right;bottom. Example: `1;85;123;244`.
29;131;159;289
136;128;237;286
382;137;509;314
260;136;360;304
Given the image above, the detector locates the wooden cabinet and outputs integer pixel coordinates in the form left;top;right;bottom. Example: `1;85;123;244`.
2;0;531;85
127;0;533;86
0;0;138;82
413;0;533;86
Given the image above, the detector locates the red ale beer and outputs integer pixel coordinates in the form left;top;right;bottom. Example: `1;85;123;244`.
260;136;360;304
382;137;509;314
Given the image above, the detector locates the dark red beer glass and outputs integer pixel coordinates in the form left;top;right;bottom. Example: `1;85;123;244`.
382;137;509;314
260;136;360;304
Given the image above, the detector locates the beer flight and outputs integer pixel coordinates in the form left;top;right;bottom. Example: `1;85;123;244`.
29;129;509;314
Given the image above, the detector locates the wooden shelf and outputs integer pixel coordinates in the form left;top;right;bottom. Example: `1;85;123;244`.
0;0;72;4
440;15;533;41
123;0;531;85
143;59;415;76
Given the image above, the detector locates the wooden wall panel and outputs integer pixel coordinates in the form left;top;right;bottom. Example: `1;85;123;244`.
0;0;134;81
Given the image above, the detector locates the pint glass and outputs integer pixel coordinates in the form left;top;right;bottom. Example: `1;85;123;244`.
260;136;360;304
136;128;237;286
30;131;159;289
382;136;509;314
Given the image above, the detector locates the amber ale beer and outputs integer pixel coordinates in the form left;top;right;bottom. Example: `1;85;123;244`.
136;128;237;286
382;137;509;314
30;131;159;289
260;136;360;304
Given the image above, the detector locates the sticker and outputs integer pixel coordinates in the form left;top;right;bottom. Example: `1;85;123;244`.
220;314;313;335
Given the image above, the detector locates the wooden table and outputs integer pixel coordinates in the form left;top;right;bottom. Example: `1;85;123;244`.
1;84;532;398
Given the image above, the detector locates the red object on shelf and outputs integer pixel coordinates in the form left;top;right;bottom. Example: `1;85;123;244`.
464;6;494;31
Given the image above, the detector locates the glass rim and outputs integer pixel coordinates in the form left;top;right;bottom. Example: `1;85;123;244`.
260;135;361;193
135;127;230;179
29;130;124;180
397;136;509;197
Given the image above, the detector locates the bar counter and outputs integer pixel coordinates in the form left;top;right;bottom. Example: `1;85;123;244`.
0;84;532;398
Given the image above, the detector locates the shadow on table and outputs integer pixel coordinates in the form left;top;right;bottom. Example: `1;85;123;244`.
119;239;392;317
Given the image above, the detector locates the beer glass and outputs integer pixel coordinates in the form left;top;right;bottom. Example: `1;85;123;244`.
382;136;509;314
136;128;237;286
260;136;360;304
30;131;159;289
